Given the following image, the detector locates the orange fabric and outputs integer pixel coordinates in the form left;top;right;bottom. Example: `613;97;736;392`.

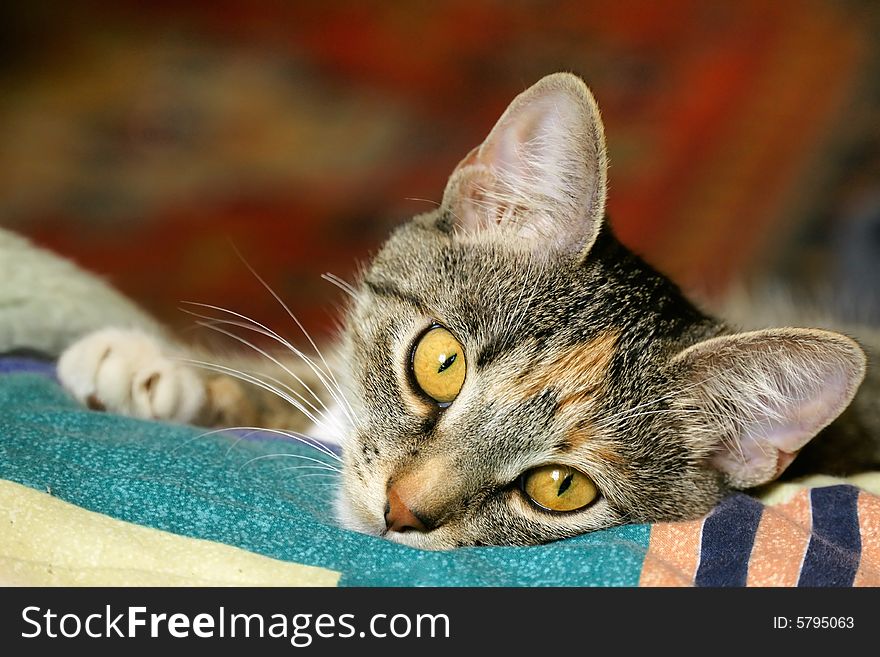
853;492;880;586
639;517;704;586
745;490;812;586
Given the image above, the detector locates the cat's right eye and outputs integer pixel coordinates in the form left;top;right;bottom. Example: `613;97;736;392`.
521;465;598;513
410;325;466;404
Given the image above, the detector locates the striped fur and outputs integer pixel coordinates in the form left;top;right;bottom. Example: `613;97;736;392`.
332;74;871;548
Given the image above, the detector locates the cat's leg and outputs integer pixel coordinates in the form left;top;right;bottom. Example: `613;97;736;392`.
57;328;207;424
57;327;338;435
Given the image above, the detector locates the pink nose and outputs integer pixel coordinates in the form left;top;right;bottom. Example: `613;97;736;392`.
385;485;428;533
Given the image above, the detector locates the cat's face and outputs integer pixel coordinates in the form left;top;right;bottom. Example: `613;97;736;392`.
334;218;726;549
333;74;866;549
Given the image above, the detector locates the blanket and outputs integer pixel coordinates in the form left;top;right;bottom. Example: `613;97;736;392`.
1;357;877;586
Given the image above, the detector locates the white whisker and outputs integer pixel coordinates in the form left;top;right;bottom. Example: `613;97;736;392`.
180;303;334;414
181;302;357;428
186;317;336;428
274;464;341;474
321;272;358;299
184;356;328;432
403;196;441;207
239;452;342;473
223;425;342;463
172;424;342;463
232;252;351;412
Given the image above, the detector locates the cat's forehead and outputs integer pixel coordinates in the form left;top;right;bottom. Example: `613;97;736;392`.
368;214;539;289
358;212;609;340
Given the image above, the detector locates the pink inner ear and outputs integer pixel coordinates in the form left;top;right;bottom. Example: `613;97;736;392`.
486;115;538;174
712;439;802;487
711;370;851;488
484;101;563;179
678;328;866;490
712;423;809;487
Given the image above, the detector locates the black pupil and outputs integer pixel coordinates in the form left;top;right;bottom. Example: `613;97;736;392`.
557;473;574;497
437;352;457;373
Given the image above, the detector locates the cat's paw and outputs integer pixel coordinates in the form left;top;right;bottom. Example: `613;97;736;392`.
57;328;205;424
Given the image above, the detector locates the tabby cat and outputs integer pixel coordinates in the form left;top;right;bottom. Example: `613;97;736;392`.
57;73;876;549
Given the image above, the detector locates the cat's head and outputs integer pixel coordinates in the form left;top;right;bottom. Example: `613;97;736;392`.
334;73;866;548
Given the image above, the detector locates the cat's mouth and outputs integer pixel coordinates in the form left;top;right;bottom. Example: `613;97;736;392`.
333;485;461;550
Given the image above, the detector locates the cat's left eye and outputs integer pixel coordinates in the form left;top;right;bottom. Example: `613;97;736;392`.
411;325;466;404
521;465;598;513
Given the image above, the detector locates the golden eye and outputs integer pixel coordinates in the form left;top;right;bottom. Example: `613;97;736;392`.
411;326;466;404
522;465;598;513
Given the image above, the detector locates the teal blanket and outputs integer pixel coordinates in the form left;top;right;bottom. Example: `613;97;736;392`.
0;368;650;586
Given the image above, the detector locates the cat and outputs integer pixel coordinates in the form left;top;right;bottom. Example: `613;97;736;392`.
0;228;166;358
48;72;876;549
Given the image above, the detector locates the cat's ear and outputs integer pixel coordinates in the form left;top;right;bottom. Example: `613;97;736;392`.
439;72;608;258
672;329;866;488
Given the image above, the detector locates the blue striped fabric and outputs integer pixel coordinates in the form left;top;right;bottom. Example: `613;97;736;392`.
695;493;763;586
687;487;867;587
797;486;861;587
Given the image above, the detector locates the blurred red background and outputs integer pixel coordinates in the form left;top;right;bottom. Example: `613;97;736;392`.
3;0;879;344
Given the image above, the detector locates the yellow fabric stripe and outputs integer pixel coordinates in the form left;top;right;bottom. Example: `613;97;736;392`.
0;479;339;587
758;472;880;507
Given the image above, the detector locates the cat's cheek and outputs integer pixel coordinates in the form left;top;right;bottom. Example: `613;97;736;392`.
332;477;386;536
331;493;364;532
382;526;460;551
